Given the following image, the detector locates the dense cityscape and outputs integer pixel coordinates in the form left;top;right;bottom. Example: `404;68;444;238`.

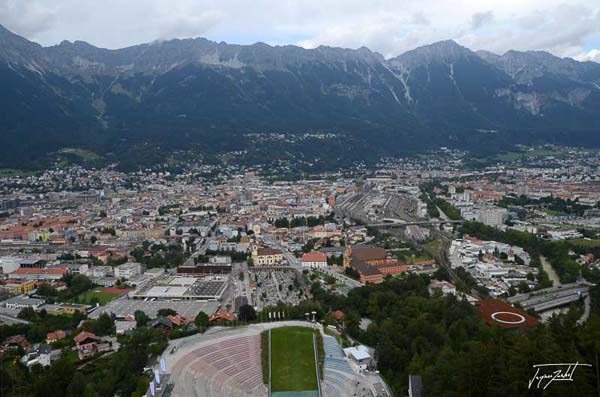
2;1;600;395
1;145;599;396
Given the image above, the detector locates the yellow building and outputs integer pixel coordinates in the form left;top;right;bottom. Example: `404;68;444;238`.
4;280;36;294
28;231;51;242
252;248;283;265
44;304;87;316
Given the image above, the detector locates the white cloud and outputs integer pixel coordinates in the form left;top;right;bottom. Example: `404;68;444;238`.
457;4;600;58
411;12;430;26
577;49;600;62
0;0;57;37
471;11;494;30
0;0;599;61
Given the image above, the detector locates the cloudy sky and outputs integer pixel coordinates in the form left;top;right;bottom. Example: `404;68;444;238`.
1;0;599;62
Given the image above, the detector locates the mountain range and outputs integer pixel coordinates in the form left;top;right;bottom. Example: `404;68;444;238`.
1;24;600;170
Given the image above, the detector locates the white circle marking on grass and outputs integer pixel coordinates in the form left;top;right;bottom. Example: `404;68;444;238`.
491;311;526;324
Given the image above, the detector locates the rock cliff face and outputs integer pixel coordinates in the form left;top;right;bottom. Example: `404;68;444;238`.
1;24;599;167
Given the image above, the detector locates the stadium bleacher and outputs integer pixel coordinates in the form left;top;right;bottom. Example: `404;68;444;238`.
321;335;372;397
171;334;266;397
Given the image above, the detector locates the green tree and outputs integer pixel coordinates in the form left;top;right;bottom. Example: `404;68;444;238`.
36;283;58;297
238;304;256;322
134;310;150;327
85;313;114;336
157;308;177;317
70;274;93;295
194;311;209;331
66;371;87;397
83;384;100;397
344;311;360;336
17;307;37;321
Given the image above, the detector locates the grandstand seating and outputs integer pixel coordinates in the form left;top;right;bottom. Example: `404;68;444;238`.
170;334;266;397
322;336;370;397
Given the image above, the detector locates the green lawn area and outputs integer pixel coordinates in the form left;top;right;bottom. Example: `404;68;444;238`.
76;289;120;305
571;239;600;248
494;151;523;161
391;246;433;263
271;327;318;392
0;169;37;177
494;146;567;162
59;148;102;161
421;239;440;256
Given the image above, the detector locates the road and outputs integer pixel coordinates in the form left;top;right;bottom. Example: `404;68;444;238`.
317;266;363;295
283;251;300;268
0;312;29;325
240;262;253;306
540;255;561;287
436;205;451;221
432;231;482;300
323;266;362;287
181;236;212;267
577;296;591;325
270;271;285;302
224;262;253;312
509;282;591;313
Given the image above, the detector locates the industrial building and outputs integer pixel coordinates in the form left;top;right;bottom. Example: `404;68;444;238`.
130;275;228;300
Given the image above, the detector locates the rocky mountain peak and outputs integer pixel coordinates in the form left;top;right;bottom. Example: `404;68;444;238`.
387;39;478;69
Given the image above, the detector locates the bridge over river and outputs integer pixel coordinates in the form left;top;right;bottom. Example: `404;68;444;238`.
507;282;593;313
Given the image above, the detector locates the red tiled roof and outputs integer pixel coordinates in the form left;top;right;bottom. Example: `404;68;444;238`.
332;310;344;321
351;246;386;262
209;310;234;322
465;236;485;244
167;314;186;327
47;268;69;275
11;267;69;275
11;267;69;274
302;252;327;262
6;335;29;347
12;268;44;274
47;330;67;341
257;248;282;256
74;331;99;344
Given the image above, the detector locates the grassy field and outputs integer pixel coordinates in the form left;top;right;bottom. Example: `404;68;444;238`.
0;169;38;177
571;239;600;248
466;146;599;168
421;239;441;256
76;289;121;305
392;249;432;263
271;327;318;392
59;148;102;161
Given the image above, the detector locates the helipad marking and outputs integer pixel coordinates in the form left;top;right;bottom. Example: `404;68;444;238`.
491;311;526;324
